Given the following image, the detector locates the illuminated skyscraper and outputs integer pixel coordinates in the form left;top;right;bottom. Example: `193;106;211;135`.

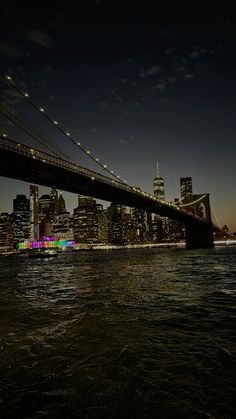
50;187;59;217
30;185;39;240
153;161;165;201
13;194;30;246
73;196;99;243
0;212;13;251
180;177;193;199
58;193;66;214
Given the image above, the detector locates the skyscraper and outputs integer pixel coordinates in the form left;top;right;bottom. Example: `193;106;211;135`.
50;187;59;217
13;194;30;246
30;185;39;240
58;193;66;214
180;177;193;199
153;161;165;201
0;212;13;251
73;196;99;243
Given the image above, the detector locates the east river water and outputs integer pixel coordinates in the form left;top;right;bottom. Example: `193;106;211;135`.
0;246;235;418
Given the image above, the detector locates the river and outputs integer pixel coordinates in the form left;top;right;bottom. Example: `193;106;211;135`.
0;246;235;418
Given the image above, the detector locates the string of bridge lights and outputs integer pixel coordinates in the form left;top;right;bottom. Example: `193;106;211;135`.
0;102;76;162
2;74;128;186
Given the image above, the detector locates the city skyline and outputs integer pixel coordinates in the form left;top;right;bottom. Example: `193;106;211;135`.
0;2;235;231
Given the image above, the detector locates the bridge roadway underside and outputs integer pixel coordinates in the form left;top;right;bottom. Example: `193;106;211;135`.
0;147;214;249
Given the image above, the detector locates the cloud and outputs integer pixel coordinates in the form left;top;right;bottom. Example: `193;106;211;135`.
42;65;54;75
177;66;186;72
151;82;166;91
139;66;162;79
189;51;200;59
181;57;188;65
146;65;161;76
27;29;53;47
184;74;195;80
0;42;21;58
100;101;108;109
168;77;177;83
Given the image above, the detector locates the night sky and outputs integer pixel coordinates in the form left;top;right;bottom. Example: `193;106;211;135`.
0;1;235;231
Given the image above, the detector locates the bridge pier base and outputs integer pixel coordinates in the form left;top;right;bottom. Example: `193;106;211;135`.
185;222;214;249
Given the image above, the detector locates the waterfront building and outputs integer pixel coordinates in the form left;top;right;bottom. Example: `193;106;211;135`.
58;193;66;214
73;196;99;243
0;212;13;251
107;203;125;244
180;177;193;199
39;194;52;238
153;161;165;201
52;213;74;240
39;194;51;216
13;194;30;246
131;206;148;242
50;187;59;217
97;205;108;243
29;185;39;241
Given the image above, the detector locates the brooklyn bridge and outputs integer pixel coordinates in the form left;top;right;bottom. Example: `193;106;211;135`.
0;74;216;249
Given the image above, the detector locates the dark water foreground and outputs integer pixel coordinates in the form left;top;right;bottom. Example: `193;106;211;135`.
0;246;235;418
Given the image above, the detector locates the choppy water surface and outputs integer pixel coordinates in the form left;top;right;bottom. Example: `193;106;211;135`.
0;246;235;418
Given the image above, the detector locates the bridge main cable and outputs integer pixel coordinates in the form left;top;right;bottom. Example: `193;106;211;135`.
1;74;128;187
0;103;76;162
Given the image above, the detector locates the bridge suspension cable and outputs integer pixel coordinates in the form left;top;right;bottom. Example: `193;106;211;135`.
0;103;76;162
179;194;207;207
1;74;127;187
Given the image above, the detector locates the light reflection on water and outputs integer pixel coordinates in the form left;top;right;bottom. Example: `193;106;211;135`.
0;246;235;418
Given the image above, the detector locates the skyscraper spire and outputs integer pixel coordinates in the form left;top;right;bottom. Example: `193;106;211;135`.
153;161;165;201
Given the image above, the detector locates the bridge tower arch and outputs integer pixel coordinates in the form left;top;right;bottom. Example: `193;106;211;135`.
181;194;214;249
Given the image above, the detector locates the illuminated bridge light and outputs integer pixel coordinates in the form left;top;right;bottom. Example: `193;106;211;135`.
39;107;45;112
91;176;95;180
42;159;46;162
111;170;113;173
6;75;12;80
77;142;80;146
3;133;6;137
53;120;58;125
33;156;36;159
24;92;29;97
103;164;107;168
66;132;70;136
86;150;91;154
95;158;99;161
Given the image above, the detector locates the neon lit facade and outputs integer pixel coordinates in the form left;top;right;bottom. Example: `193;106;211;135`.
17;239;75;250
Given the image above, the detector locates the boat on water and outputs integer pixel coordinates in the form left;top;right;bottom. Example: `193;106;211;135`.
28;248;58;258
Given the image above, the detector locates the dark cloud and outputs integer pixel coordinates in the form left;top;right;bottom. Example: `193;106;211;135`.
0;42;21;59
27;29;53;47
42;65;55;75
190;51;200;59
184;74;195;80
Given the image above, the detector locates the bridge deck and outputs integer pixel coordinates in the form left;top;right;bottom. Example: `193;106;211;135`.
0;135;208;226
